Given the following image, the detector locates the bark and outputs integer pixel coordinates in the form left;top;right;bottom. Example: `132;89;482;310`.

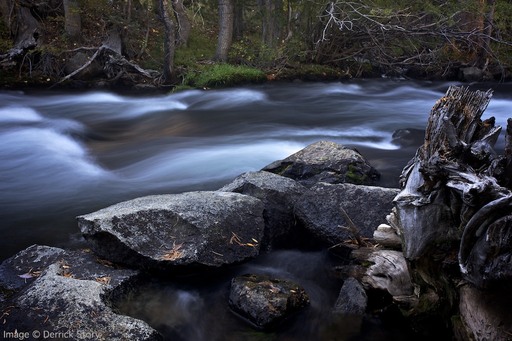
0;0;12;30
172;0;191;46
0;3;40;68
260;0;282;47
233;0;244;40
63;0;82;39
476;0;496;68
158;0;176;82
215;0;234;62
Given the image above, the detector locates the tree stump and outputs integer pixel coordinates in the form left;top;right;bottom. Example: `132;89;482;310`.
389;86;512;339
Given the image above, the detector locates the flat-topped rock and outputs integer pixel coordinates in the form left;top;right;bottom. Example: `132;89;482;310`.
77;191;265;270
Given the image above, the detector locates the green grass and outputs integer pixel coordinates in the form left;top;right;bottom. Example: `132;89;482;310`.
187;64;266;89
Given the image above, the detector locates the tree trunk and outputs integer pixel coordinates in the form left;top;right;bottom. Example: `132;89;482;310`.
0;0;12;30
63;0;82;39
0;3;40;67
158;0;176;82
476;0;496;68
214;0;234;62
233;0;244;40
172;0;191;46
260;0;282;48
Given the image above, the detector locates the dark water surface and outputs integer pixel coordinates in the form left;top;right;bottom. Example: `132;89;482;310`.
1;79;511;339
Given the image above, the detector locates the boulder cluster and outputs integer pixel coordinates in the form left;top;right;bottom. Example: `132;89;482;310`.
3;139;503;340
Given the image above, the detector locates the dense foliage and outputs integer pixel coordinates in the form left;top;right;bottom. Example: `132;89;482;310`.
0;0;510;89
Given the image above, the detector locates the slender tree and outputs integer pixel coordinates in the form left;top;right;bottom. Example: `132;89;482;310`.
172;0;191;46
476;0;496;68
158;0;177;82
260;0;283;47
215;0;234;62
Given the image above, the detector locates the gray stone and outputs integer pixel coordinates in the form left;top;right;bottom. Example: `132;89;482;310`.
262;141;380;188
3;262;160;340
0;244;160;340
333;277;368;316
77;191;265;269
294;182;400;245
228;274;310;330
0;244;66;296
219;171;308;250
459;66;485;82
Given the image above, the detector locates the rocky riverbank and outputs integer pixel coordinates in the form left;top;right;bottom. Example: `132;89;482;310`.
1;138;510;340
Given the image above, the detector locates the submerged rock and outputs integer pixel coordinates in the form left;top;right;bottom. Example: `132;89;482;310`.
262;141;380;188
219;171;308;250
228;274;310;330
294;182;399;246
77;191;265;270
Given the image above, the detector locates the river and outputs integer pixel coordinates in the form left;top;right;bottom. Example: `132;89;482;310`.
1;79;511;339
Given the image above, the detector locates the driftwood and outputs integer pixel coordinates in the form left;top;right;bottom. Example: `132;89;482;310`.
388;86;512;339
391;86;512;289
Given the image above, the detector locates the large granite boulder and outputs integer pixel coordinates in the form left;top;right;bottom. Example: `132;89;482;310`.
294;182;400;245
219;171;308;250
262;141;380;188
0;245;161;341
77;191;265;270
228;274;310;330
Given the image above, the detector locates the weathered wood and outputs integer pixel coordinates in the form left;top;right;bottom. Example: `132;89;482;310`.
393;86;512;284
391;85;512;339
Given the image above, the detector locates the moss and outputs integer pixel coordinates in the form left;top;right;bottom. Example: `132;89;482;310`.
345;164;369;185
187;64;266;89
276;64;347;81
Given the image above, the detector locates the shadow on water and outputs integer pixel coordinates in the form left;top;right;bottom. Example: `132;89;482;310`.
113;249;417;341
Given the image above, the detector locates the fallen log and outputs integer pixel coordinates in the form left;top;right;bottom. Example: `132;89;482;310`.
52;29;157;88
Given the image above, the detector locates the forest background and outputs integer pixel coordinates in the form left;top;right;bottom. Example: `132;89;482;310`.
0;0;511;90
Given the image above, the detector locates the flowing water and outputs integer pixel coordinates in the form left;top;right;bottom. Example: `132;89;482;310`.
1;79;511;339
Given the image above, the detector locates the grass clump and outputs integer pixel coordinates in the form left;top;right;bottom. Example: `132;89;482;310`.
188;64;266;89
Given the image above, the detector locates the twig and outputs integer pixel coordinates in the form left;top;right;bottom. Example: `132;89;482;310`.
339;206;364;246
50;46;104;88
